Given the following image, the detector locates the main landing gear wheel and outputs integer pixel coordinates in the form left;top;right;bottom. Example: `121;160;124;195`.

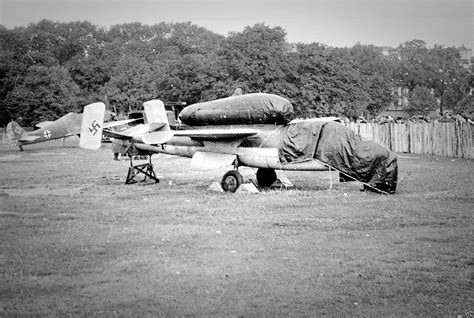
221;170;243;193
256;168;277;188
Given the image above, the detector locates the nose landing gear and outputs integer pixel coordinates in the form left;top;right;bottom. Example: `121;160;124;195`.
220;167;278;193
221;170;244;193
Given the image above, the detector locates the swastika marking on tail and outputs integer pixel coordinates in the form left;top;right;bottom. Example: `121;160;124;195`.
89;120;101;136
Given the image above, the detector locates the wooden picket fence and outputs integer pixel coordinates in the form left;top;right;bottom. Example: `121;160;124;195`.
346;122;473;159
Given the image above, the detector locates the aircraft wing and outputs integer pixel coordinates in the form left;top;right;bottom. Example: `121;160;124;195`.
172;128;260;140
140;128;260;145
289;117;341;124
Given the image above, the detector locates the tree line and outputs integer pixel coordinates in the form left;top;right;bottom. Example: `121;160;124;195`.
0;20;472;127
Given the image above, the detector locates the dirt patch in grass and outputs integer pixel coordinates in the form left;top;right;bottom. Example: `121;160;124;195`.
0;140;472;316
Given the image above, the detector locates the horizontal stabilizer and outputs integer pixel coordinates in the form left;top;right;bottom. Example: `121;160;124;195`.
103;118;139;129
35;121;53;129
142;130;175;144
102;130;134;139
103;122;167;139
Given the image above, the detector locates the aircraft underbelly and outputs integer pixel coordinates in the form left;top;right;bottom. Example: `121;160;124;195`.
134;143;327;171
237;147;328;171
135;144;198;158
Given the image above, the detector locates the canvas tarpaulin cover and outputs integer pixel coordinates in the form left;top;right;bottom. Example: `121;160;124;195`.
279;121;398;193
179;93;294;126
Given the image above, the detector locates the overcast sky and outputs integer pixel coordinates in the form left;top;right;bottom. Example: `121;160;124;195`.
1;0;472;48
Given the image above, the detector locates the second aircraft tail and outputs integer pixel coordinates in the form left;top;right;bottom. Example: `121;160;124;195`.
79;102;106;150
6;121;25;144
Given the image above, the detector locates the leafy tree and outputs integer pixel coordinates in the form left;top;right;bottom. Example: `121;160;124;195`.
5;65;80;126
17;20;64;66
394;40;470;115
154;52;228;104
108;22;156;61
1;20;471;123
456;73;473;115
396;40;433;91
292;43;369;118
219;23;290;94
66;37;119;106
349;44;395;115
102;56;156;113
165;22;225;55
66;55;112;106
406;85;438;116
429;45;470;113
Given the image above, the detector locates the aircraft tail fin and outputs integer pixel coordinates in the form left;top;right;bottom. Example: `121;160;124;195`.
6;121;25;143
143;100;170;131
79;102;106;150
140;100;174;144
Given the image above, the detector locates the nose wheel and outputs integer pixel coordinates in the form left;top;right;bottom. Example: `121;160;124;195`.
221;170;244;193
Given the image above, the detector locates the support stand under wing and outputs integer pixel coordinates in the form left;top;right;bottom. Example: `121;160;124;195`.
125;155;160;184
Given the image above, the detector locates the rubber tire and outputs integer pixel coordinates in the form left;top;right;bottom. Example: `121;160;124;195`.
221;170;244;193
256;168;277;188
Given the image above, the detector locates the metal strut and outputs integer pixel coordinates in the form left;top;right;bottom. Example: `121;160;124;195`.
125;155;160;185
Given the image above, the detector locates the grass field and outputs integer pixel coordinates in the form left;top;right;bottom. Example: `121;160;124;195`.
0;138;472;316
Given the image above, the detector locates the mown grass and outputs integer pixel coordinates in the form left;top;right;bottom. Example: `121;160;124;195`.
0;139;472;316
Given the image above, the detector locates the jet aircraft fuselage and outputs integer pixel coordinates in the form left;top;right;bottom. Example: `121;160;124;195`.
80;96;397;194
127;123;327;171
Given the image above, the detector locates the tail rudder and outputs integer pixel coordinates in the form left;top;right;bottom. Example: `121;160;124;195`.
141;100;175;144
6;121;25;143
79;102;106;150
143;100;170;131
